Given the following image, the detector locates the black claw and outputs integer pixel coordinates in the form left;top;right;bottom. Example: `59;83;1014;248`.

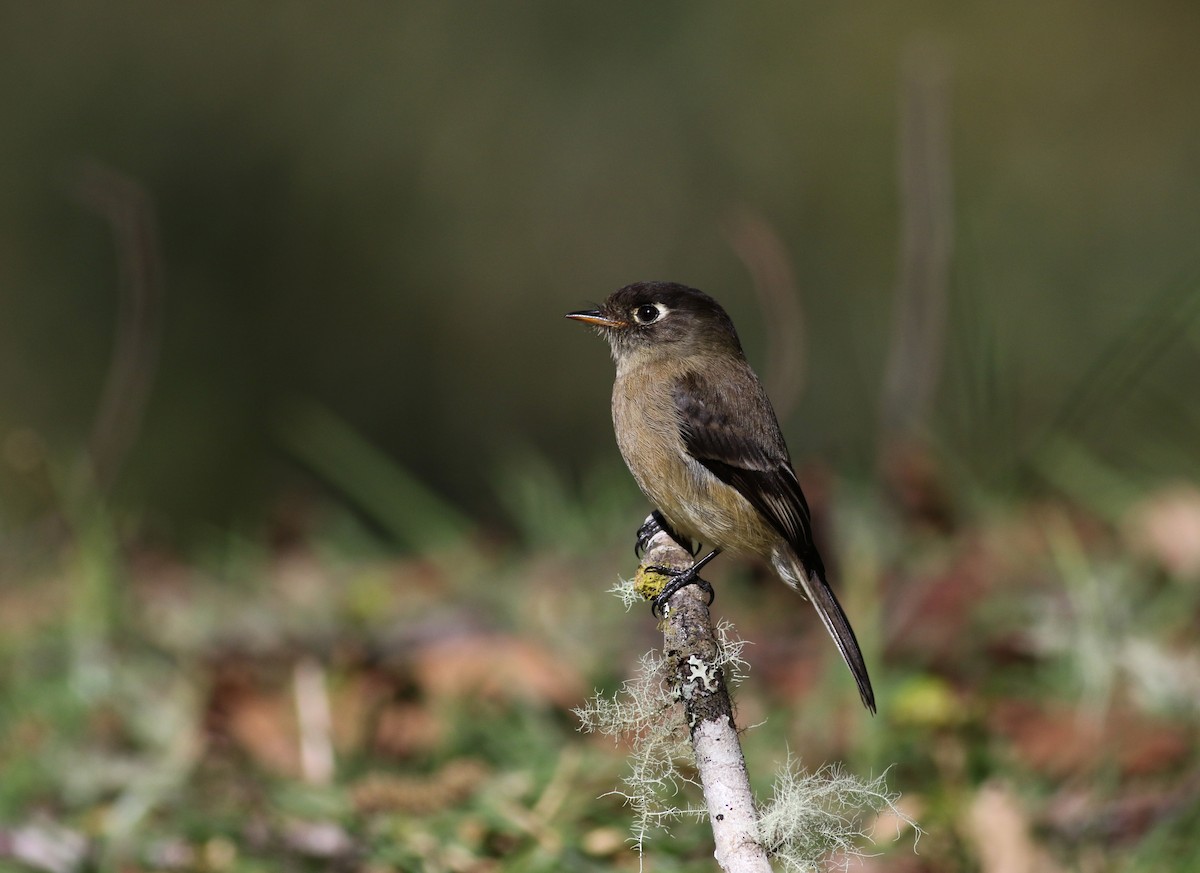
634;513;662;558
634;510;696;558
649;567;716;617
647;548;722;616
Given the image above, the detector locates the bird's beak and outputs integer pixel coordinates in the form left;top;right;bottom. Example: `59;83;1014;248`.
565;308;626;328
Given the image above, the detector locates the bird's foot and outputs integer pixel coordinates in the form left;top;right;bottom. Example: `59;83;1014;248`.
648;565;716;617
635;511;697;558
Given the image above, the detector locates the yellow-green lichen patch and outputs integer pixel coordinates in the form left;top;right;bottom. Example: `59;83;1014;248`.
633;564;673;601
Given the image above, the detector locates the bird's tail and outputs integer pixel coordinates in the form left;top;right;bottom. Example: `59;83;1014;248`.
773;547;876;714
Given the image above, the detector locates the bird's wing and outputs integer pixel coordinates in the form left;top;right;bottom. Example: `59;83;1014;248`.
671;369;815;555
673;368;876;713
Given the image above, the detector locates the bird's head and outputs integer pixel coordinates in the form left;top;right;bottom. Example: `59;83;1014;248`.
566;281;743;363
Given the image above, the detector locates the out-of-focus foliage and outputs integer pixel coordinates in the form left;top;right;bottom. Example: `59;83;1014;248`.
2;1;1199;532
2;471;1199;870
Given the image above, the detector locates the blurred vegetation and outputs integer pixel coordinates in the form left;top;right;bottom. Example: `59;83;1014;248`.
3;2;1200;871
2;465;1199;871
2;1;1199;530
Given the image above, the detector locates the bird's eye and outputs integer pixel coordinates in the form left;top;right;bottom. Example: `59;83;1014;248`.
634;304;663;324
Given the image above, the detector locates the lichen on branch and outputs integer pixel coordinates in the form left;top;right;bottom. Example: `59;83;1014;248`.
578;521;916;871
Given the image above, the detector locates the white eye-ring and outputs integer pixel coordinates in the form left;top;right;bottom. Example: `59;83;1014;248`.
633;303;667;324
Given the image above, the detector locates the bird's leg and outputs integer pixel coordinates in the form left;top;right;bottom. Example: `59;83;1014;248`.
648;549;721;617
635;510;696;557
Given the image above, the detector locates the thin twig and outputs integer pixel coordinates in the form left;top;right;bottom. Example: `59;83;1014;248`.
724;206;806;421
879;43;953;447
67;159;165;495
293;657;335;785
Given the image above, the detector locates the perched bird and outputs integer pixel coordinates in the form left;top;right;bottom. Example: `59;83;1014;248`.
567;281;875;713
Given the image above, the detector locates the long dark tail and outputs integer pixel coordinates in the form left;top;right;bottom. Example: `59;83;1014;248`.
773;547;876;714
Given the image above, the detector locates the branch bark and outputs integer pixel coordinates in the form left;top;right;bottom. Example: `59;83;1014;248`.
635;522;773;873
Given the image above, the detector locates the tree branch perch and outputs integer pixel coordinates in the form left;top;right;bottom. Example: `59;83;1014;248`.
635;521;773;873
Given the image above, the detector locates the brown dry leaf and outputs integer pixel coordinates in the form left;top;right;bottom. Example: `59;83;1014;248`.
753;638;821;700
325;666;452;758
885;536;996;665
991;700;1097;778
223;689;301;777
1122;484;1200;578
964;782;1064;873
412;634;584;708
991;699;1191;779
373;701;443;758
206;662;302;777
1043;770;1200;843
327;672;400;753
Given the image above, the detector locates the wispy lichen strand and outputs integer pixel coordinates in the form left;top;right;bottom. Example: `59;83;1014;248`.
758;758;916;872
576;600;912;866
574;646;698;851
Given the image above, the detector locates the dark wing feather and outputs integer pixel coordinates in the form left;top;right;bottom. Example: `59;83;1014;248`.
673;369;876;713
672;370;816;555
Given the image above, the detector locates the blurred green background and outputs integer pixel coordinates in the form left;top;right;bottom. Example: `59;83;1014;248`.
3;3;1200;872
3;0;1198;534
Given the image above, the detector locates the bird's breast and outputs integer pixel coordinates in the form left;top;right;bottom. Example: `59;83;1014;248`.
611;363;779;555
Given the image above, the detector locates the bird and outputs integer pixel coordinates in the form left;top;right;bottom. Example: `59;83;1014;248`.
566;281;875;713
